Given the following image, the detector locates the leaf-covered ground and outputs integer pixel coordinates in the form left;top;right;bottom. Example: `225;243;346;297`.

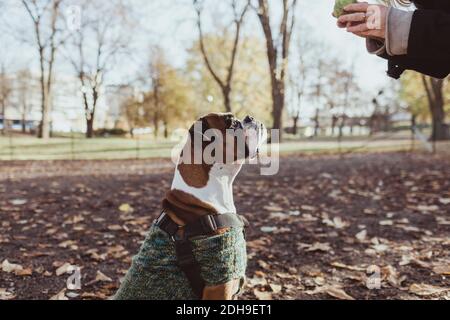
0;152;449;300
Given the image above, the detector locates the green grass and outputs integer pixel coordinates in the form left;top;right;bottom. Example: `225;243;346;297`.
0;136;177;160
0;131;443;161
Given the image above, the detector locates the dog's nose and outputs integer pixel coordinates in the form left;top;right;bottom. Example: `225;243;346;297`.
244;116;254;123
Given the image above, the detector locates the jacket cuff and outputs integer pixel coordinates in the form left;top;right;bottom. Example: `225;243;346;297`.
366;38;386;55
386;7;414;56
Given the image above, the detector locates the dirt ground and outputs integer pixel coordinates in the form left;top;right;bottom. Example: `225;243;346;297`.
0;152;449;300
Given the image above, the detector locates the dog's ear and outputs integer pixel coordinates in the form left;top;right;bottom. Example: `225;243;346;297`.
188;117;211;142
224;114;234;129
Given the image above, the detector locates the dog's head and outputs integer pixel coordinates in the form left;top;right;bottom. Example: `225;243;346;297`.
187;113;267;164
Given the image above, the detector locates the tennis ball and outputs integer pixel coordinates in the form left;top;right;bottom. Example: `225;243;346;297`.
333;0;358;18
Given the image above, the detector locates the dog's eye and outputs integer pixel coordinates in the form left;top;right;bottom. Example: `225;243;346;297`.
231;120;242;129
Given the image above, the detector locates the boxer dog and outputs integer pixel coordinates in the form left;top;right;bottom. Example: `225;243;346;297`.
114;112;266;301
163;113;266;299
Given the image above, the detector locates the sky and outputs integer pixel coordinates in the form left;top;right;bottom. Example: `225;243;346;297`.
134;0;389;91
0;0;396;127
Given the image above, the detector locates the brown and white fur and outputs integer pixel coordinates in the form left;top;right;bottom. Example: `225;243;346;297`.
162;113;266;299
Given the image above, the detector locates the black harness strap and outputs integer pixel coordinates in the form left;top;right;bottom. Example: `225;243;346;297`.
155;212;248;299
174;240;205;298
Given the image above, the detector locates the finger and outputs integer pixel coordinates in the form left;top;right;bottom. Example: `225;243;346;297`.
337;19;347;28
352;32;368;39
338;12;366;24
347;23;370;33
344;2;370;13
354;31;374;38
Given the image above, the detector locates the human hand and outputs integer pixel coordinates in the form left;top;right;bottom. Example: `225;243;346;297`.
337;2;388;40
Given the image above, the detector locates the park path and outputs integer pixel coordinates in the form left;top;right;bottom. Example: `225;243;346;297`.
0;152;449;300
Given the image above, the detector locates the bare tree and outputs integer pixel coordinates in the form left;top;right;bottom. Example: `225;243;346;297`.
67;1;131;138
421;76;450;141
15;69;35;133
147;49;164;138
21;0;68;139
288;25;314;136
0;64;13;135
254;0;298;140
194;0;249;113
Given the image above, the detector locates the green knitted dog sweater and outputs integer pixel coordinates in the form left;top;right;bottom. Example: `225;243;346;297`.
113;224;247;300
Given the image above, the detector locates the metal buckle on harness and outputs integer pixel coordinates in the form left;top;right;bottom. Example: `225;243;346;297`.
155;212;166;225
156;212;182;241
201;215;217;233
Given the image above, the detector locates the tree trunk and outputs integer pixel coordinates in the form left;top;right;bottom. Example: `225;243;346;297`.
86;116;94;138
292;114;299;136
313;108;320;137
339;116;346;138
431;104;449;141
22;113;26;133
422;76;450;141
272;83;285;139
331;115;338;136
39;96;51;139
154;115;159;139
430;84;449;140
1;102;5;135
163;121;169;139
38;48;51;139
223;86;232;113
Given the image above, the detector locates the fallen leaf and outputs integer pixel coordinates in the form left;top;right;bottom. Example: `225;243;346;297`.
0;288;15;300
247;276;268;287
58;240;78;250
9;199;27;206
95;270;113;282
323;217;349;229
355;230;367;242
314;277;326;286
56;263;77;276
372;244;389;253
86;249;107;261
257;260;270;270
260;226;278;233
379;220;393;226
409;283;450;296
119;203;133;213
15;268;32;276
275;272;295;279
269;283;282;294
432;264;450;275
263;205;283;212
301;205;316;211
254;289;272;300
1;259;25;275
381;265;401;288
416;205;439;213
50;288;69;300
300;213;318;222
331;262;366;272
108;225;123;231
306;284;354;300
436;217;450;225
438;198;450;205
81;292;108;299
269;212;288;220
306;242;331;252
